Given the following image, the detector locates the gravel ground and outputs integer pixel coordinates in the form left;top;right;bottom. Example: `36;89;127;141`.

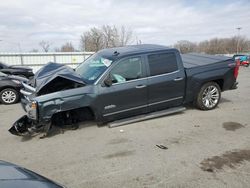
0;67;250;188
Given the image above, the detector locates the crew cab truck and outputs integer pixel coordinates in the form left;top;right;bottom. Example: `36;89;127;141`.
9;44;239;136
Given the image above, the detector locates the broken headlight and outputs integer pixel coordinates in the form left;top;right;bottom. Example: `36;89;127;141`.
26;101;38;120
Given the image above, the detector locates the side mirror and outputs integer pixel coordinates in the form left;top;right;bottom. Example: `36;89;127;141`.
104;75;113;87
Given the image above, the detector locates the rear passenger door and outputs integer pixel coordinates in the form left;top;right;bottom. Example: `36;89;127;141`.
146;51;185;112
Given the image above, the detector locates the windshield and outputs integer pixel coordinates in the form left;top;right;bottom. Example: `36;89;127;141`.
75;53;113;84
0;72;7;77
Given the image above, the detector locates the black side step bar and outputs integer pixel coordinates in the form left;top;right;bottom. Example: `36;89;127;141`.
108;106;186;128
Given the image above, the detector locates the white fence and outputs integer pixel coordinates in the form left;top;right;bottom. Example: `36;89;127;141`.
0;52;95;72
1;52;248;73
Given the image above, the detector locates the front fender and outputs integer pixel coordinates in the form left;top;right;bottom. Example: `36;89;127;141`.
36;86;97;123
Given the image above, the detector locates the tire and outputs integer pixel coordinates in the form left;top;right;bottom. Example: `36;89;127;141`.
195;82;221;110
0;88;19;105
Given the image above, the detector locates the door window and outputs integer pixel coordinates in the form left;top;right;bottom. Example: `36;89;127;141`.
148;53;178;76
110;57;143;84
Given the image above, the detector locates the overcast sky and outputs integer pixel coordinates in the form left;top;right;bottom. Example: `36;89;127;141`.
0;0;250;52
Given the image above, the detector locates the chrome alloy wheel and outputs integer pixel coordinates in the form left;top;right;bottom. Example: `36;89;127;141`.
1;90;17;104
202;85;219;108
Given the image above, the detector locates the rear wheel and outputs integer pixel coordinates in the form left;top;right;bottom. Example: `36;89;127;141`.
0;88;19;104
195;82;221;110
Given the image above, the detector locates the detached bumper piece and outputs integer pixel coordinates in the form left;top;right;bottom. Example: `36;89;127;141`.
9;115;39;136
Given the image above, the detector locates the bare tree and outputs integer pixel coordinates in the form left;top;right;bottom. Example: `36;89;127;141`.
174;36;250;54
174;40;197;54
60;42;75;52
79;35;85;51
197;36;250;54
119;26;133;46
237;36;249;53
39;40;51;52
102;25;118;48
205;38;221;54
80;27;104;51
80;25;134;51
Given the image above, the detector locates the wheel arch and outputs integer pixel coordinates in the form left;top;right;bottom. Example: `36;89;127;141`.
50;106;96;126
212;79;224;91
0;86;19;92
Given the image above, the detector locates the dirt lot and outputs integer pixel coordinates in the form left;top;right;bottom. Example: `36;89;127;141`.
0;67;250;188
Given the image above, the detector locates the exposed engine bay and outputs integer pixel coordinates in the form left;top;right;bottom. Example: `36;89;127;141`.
28;62;85;95
37;77;83;96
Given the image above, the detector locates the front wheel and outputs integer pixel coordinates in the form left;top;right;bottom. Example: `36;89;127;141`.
195;82;221;110
0;88;19;105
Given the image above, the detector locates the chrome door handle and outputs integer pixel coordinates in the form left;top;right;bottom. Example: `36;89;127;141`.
174;77;184;81
135;85;146;89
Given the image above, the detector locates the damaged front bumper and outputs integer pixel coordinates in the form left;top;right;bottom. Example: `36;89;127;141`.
9;100;43;136
9;115;34;136
9;115;50;136
9;83;45;136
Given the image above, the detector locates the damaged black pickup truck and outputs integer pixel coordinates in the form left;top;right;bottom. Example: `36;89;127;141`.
9;44;239;136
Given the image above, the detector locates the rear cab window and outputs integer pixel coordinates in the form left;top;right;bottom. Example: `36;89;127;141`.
147;52;178;76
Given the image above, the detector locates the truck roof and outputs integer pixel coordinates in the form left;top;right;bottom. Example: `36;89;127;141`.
99;45;233;69
99;44;173;59
181;53;232;68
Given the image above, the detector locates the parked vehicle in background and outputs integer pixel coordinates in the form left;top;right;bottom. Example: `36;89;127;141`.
0;62;34;79
233;54;249;67
10;44;239;136
0;72;28;104
0;160;65;188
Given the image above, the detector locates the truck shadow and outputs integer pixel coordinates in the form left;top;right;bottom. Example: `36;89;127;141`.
20;98;232;141
20;121;97;141
184;97;232;110
220;97;232;103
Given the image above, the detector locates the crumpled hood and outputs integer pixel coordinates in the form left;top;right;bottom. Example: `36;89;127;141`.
31;62;85;93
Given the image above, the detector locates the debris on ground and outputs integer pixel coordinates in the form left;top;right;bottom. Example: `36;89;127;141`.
156;144;168;150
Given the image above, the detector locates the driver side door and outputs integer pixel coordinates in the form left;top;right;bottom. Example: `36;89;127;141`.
97;56;148;122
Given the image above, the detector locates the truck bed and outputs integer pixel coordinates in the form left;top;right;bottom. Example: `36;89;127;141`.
181;53;232;69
